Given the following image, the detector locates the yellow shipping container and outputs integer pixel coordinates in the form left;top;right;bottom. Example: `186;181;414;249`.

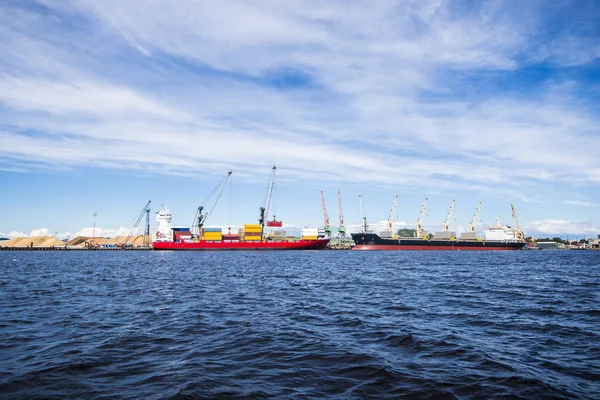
244;225;262;231
203;235;223;240
302;236;319;241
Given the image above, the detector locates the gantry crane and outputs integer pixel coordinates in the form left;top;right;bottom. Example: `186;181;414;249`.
122;200;151;247
387;195;398;233
511;204;525;241
192;170;232;236
320;191;332;236
468;201;482;233
359;194;368;234
416;197;428;238
443;199;455;232
337;190;346;236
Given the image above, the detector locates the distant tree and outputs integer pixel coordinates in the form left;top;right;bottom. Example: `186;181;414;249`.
397;228;416;237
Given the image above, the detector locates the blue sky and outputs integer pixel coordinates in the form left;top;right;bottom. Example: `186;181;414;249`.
1;0;600;239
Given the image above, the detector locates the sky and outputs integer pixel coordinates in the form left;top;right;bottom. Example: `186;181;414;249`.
1;0;600;239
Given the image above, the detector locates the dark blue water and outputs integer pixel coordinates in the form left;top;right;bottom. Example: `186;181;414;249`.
1;250;598;399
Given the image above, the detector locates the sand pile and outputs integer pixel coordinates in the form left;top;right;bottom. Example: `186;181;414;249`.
0;238;20;247
67;236;89;246
40;237;65;247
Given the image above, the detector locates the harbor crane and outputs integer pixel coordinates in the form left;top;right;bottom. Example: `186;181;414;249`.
416;197;428;238
122;200;151;247
320;191;332;236
511;204;525;241
192;170;232;236
468;201;482;233
337;190;346;236
387;195;398;233
443;199;456;232
359;194;368;233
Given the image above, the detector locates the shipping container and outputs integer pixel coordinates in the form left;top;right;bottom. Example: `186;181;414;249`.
302;236;319;240
203;233;223;238
222;234;239;240
203;228;222;232
172;227;190;232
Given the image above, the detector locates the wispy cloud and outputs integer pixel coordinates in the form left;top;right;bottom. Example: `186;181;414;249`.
1;1;599;234
524;219;599;237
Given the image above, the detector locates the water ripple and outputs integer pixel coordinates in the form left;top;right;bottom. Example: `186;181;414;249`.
1;250;599;399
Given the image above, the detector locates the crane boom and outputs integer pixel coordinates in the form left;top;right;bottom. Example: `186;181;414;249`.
337;190;346;235
468;201;482;233
416;197;428;238
320;190;332;236
443;199;455;232
359;194;368;233
263;165;276;228
193;170;232;236
123;200;151;245
387;195;398;232
511;204;524;241
320;191;329;226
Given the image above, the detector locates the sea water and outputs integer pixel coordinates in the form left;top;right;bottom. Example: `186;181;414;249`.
1;250;598;399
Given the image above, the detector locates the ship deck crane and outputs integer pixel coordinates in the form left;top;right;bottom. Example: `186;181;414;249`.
511;204;525;241
263;165;282;228
416;197;428;238
468;201;482;232
359;194;368;234
387;195;398;233
443;199;455;232
320;191;332;236
337;190;346;236
192;170;232;237
122;200;151;247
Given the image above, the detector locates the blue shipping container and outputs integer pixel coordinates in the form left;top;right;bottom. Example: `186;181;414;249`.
172;227;190;231
204;228;222;232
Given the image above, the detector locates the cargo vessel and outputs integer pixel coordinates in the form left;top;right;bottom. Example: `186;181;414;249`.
152;167;330;251
352;199;526;251
351;232;526;251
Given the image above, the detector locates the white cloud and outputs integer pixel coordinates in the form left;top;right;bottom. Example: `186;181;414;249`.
524;219;600;237
73;226;134;238
0;231;29;239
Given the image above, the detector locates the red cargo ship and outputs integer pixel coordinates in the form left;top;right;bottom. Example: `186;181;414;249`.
152;167;330;251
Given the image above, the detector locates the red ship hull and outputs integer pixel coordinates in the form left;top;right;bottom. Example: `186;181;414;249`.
153;238;330;251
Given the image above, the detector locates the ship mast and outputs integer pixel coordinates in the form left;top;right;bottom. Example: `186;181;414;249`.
387;195;398;233
320;190;332;236
359;194;368;234
443;199;455;232
416;197;428;238
511;204;525;241
337;190;346;236
468;201;481;233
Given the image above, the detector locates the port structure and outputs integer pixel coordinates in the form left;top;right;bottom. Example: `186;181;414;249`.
468;201;482;233
359;194;368;233
262;165;283;228
416;197;428;238
121;200;151;247
192;170;232;237
511;204;525;241
387;195;398;234
320;190;332;237
443;199;456;232
337;190;346;236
